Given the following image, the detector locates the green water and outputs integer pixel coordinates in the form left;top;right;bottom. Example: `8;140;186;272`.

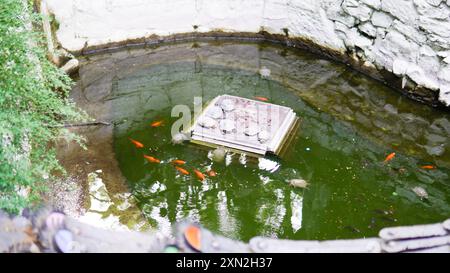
107;42;450;241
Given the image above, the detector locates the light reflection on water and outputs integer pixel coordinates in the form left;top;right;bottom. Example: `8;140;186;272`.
291;192;303;233
258;157;281;173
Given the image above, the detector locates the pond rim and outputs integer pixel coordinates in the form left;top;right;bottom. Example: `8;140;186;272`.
72;31;447;109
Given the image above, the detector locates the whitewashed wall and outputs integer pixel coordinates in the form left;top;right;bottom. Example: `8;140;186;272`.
44;0;450;106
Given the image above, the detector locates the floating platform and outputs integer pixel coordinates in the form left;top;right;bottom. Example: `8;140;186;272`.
188;95;299;157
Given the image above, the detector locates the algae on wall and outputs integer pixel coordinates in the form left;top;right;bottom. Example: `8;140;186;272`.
0;0;85;213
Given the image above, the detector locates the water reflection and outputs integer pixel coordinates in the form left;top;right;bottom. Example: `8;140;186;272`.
217;191;237;238
258;157;280;173
290;192;303;233
75;41;450;241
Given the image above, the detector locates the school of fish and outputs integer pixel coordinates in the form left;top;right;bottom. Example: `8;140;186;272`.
130;121;439;192
129;120;216;182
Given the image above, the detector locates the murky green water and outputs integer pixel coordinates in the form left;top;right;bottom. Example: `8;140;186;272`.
104;41;450;241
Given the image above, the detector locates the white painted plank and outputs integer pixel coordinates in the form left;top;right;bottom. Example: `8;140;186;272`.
379;223;448;241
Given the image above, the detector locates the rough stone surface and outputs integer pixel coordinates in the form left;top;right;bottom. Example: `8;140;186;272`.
1;209;448;253
371;11;393;28
43;0;450;106
343;0;373;22
359;21;377;37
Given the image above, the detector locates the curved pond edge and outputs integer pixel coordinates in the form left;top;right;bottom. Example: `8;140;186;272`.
1;209;449;252
59;31;447;109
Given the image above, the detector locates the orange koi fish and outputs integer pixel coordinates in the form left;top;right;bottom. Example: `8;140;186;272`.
150;120;164;127
171;159;186;165
384;152;396;163
184;225;201;251
207;170;216;177
129;138;144;148
254;96;269;102
420;165;436;170
193;169;205;181
143;155;161;163
175;166;189;175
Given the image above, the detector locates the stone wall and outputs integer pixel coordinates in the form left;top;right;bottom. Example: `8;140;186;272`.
42;0;450;106
1;208;449;252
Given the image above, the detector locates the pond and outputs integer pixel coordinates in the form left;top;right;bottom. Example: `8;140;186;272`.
74;41;450;241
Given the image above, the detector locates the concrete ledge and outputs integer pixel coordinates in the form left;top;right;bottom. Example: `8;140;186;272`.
1;208;449;253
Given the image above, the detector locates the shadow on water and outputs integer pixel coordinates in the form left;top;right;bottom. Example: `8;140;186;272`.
72;41;450;241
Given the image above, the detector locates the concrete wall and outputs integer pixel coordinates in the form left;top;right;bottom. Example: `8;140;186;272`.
43;0;450;106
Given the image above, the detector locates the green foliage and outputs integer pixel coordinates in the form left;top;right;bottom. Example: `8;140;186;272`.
0;0;86;213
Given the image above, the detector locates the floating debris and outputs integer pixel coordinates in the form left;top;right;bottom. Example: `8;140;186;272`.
412;186;429;200
288;178;309;189
259;66;271;78
211;147;227;163
171;132;190;144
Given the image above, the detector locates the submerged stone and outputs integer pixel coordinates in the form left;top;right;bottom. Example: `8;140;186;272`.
172;132;190;144
259;66;271;78
412;186;429;200
288;179;309;189
425;145;445;156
